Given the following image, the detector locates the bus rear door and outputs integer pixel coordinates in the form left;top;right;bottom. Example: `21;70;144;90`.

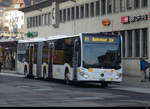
36;42;43;78
29;44;34;77
48;42;54;79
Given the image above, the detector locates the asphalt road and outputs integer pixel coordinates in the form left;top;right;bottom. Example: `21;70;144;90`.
0;73;150;107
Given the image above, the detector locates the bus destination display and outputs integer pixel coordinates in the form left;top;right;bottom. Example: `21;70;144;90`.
83;36;119;43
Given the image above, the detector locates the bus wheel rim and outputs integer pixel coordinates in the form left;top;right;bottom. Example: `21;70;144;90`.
44;72;47;80
65;73;70;84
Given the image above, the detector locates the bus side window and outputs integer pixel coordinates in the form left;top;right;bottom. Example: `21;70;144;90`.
64;38;74;67
26;47;29;63
42;45;48;64
53;39;65;65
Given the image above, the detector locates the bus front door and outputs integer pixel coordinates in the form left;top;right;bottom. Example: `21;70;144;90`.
73;39;80;81
29;44;33;77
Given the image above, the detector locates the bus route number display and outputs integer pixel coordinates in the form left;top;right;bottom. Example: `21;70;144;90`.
84;36;115;43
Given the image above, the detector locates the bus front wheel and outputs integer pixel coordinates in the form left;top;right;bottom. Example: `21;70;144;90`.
24;66;28;78
101;82;108;88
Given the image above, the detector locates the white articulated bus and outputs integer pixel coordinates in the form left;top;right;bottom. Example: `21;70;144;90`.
17;33;122;87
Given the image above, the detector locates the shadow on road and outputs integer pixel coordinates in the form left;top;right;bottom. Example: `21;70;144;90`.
35;78;118;89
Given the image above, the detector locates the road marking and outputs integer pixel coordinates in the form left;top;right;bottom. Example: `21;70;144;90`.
16;85;30;88
74;97;104;101
33;88;53;92
63;97;104;102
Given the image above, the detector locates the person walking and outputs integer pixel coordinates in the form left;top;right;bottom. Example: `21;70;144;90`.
140;58;149;82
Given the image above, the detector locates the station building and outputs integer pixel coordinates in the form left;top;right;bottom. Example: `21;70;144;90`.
20;0;150;77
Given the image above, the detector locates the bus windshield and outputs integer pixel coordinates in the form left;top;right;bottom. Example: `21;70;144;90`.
83;42;121;69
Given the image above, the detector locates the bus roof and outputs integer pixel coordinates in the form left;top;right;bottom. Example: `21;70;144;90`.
47;35;78;41
18;38;47;43
46;33;120;41
18;39;31;43
0;38;19;43
18;33;121;43
29;37;47;42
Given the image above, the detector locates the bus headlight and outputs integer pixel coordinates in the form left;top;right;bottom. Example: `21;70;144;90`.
80;71;84;76
80;72;89;78
115;75;119;79
83;74;89;78
79;68;89;78
79;69;85;76
115;73;122;79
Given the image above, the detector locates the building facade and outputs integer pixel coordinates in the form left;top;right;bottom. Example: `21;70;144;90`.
0;2;9;36
3;9;24;37
1;0;25;38
0;8;3;30
21;0;150;76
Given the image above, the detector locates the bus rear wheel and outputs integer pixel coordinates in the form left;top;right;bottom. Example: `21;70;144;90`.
24;66;28;78
24;66;34;79
65;70;70;85
43;71;48;80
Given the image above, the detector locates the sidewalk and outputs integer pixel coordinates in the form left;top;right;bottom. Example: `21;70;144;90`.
2;69;18;74
118;75;150;88
1;69;24;76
